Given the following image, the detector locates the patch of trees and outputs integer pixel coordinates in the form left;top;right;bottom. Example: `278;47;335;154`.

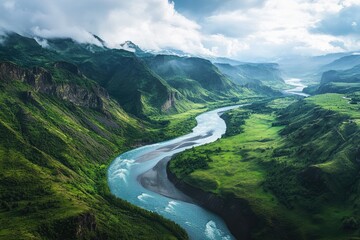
171;151;212;177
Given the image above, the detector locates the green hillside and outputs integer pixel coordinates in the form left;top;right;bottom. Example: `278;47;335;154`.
0;34;194;117
0;61;189;239
169;95;360;239
143;55;256;103
305;64;360;95
0;33;281;239
215;62;286;90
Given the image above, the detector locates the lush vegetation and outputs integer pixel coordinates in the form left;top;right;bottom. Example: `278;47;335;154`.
169;95;360;239
305;64;360;95
0;64;193;239
0;33;270;119
0;32;277;239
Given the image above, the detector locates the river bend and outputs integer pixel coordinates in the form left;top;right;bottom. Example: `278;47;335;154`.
108;106;239;240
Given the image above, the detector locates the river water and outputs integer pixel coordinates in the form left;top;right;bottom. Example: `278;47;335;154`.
282;78;310;97
108;106;239;240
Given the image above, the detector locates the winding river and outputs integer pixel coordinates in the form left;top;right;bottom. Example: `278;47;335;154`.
108;106;239;240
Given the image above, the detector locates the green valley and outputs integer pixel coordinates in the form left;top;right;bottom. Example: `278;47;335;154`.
0;33;274;239
2;1;360;240
169;94;360;239
0;61;191;239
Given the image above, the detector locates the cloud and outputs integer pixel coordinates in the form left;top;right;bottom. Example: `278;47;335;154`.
329;40;347;50
0;0;359;61
312;4;360;36
171;0;266;19
0;0;209;54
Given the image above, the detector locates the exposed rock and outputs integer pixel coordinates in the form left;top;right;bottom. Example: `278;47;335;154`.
0;61;30;82
0;61;108;111
162;91;178;111
55;83;104;110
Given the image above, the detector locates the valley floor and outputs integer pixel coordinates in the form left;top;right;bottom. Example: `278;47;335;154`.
169;93;360;239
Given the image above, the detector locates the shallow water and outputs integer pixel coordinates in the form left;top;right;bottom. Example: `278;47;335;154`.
108;106;239;240
283;78;309;97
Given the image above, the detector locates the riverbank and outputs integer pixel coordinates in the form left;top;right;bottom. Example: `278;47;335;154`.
108;105;241;239
167;163;260;240
167;95;360;239
282;78;310;97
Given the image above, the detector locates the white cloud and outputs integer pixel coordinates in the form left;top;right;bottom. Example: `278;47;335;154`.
0;0;215;56
0;0;359;60
199;0;360;60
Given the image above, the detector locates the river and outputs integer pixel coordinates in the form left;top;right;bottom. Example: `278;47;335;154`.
108;105;239;240
282;78;310;97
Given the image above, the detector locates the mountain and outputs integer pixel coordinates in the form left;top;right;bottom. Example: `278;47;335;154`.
211;57;244;66
0;34;192;117
277;52;355;83
304;64;360;94
321;54;360;72
1;34;269;117
215;62;285;90
0;60;188;239
119;41;153;57
143;55;252;103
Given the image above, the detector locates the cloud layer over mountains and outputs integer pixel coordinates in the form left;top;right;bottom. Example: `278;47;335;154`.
1;0;359;60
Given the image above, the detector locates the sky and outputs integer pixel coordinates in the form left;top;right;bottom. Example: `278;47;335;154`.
0;0;360;61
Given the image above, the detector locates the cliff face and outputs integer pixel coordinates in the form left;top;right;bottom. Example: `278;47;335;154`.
0;62;107;111
162;91;178;111
167;165;260;240
54;83;105;110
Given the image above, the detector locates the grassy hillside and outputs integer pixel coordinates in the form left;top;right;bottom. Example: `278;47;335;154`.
169;95;360;239
0;61;191;239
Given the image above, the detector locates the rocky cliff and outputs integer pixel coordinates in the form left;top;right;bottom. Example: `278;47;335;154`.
0;61;107;111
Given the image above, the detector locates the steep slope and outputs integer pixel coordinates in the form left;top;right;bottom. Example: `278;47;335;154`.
0;61;188;239
322;54;360;72
215;62;285;90
214;63;283;95
305;64;360;94
144;55;251;103
0;33;188;117
79;52;187;116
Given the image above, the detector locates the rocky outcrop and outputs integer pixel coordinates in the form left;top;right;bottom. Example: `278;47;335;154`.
162;91;178;111
167;165;261;240
54;83;105;110
0;61;108;110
